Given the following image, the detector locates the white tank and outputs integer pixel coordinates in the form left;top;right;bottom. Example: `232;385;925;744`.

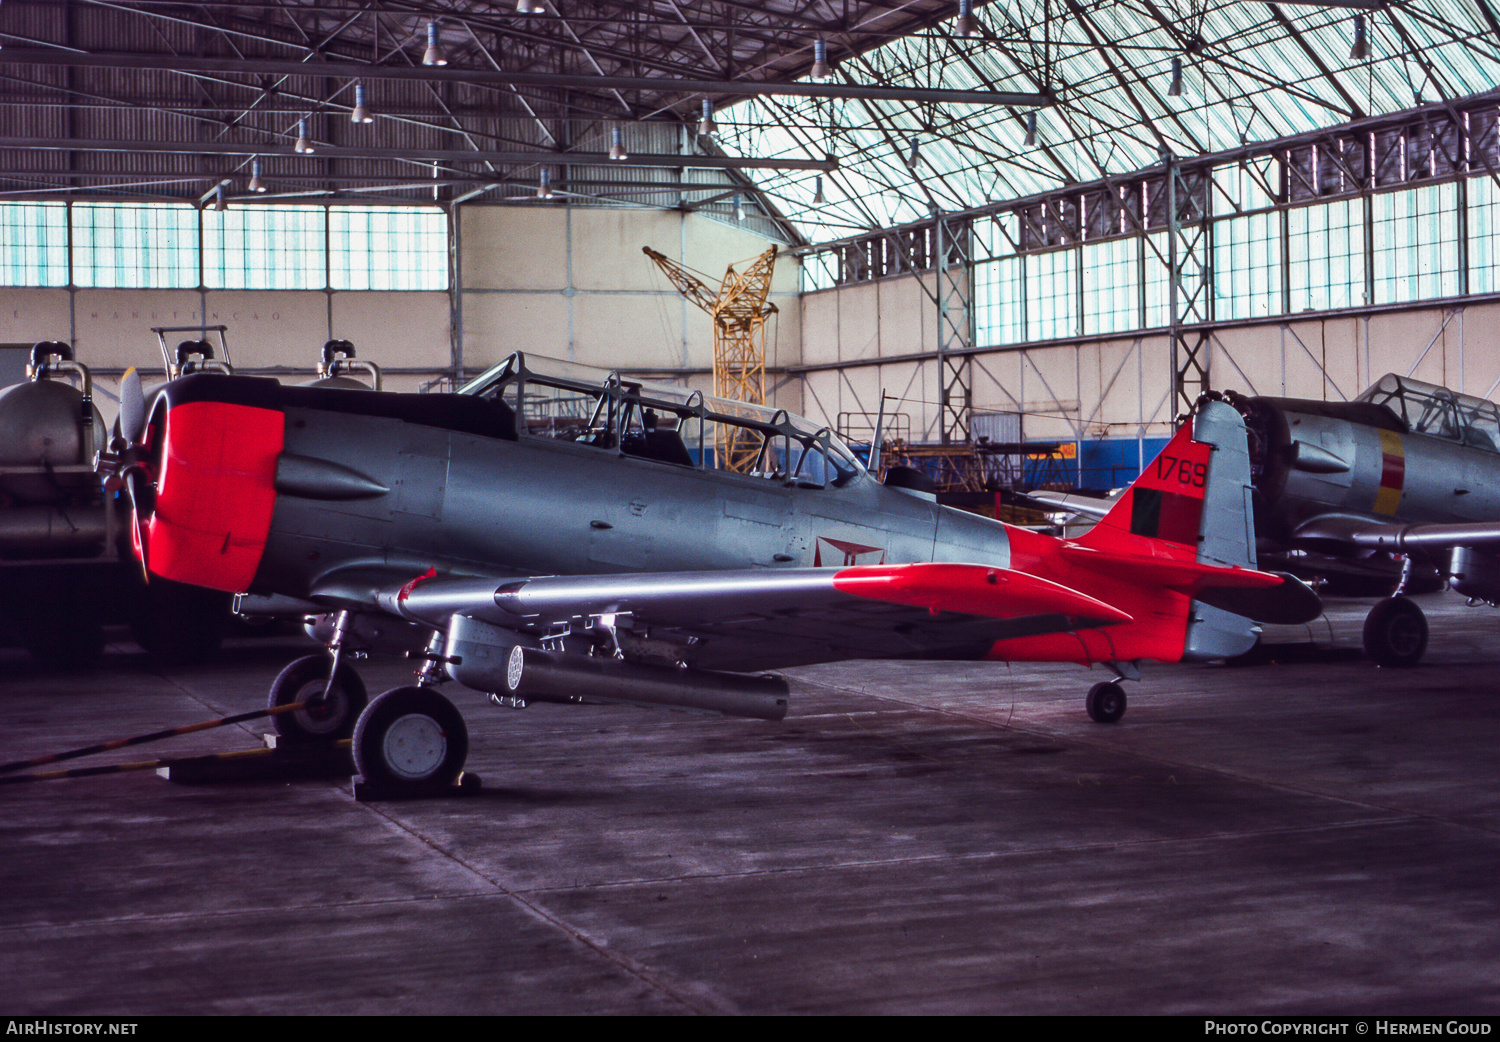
0;379;108;504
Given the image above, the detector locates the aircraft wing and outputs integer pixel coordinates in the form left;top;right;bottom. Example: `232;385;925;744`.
1019;490;1115;519
312;563;1134;672
1294;515;1500;552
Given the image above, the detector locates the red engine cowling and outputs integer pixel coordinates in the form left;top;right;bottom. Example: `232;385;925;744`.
142;398;284;592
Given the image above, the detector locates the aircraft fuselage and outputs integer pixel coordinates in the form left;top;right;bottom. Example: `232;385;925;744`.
254;400;1015;599
1243;395;1500;542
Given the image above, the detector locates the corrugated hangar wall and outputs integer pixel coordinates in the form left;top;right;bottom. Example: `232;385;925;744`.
455;206;801;395
7;200;1494;469
796;274;1500;487
0;206;801;410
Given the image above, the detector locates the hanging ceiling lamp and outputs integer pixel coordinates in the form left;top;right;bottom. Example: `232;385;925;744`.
810;38;832;82
350;83;373;124
423;22;447;66
955;0;977;37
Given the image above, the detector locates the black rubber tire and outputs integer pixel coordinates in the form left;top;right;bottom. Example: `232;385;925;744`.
268;654;368;743
353;687;469;790
1086;681;1127;724
1362;595;1428;668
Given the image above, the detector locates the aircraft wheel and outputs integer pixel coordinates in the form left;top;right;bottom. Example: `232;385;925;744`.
353;687;468;790
1362;595;1428;668
1086;681;1127;724
268;654;368;743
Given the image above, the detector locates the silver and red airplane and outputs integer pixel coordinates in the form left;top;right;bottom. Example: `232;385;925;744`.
101;352;1316;793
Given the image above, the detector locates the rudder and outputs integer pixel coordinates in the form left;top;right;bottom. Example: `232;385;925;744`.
1077;399;1257;570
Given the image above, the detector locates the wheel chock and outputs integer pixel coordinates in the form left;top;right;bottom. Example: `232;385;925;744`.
353;771;482;802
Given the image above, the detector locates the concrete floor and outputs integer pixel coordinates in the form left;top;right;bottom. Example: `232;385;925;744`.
1;591;1497;1015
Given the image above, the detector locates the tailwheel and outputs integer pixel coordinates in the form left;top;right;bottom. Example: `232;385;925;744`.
1362;595;1428;668
353;687;469;792
268;654;368;743
1086;681;1127;724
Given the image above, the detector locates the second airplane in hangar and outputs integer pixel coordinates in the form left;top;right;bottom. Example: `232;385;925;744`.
101;353;1317;794
1224;374;1500;667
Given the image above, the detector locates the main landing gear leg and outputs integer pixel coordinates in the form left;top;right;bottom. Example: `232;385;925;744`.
268;610;369;743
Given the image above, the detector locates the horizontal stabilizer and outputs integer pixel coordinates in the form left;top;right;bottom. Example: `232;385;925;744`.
1060;542;1280;592
1058;545;1319;623
1018;489;1114;520
1193;571;1322;624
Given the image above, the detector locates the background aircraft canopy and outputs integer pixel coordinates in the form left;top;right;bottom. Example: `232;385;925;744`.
1356;374;1500;452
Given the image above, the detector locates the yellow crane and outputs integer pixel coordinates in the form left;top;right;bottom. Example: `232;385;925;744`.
642;245;779;473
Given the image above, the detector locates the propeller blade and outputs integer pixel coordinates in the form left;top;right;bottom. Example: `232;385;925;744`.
122;467;150;584
118;367;146;445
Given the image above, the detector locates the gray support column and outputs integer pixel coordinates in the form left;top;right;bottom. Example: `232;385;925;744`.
1168;156;1213;418
934;216;974;445
449;202;464;380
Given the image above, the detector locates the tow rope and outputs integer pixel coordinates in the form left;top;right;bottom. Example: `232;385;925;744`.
0;701;308;784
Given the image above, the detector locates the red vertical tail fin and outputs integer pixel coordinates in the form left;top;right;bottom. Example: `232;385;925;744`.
1076;399;1257;572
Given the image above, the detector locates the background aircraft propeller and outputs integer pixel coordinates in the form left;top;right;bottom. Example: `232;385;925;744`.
98;367;152;583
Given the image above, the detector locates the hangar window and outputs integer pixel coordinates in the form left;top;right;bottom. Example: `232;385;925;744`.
0;201;69;287
1469;176;1500;295
330;206;448;290
1026;248;1077;341
1373;182;1460;304
973;254;1025;347
1288;198;1364;311
0;201;447;290
1081;237;1140;336
1213;211;1282;321
205;206;327;290
1142;233;1173;329
71;202;198;289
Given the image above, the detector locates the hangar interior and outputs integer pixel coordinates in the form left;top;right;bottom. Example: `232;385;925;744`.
8;2;1500;1017
5;0;1500;491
